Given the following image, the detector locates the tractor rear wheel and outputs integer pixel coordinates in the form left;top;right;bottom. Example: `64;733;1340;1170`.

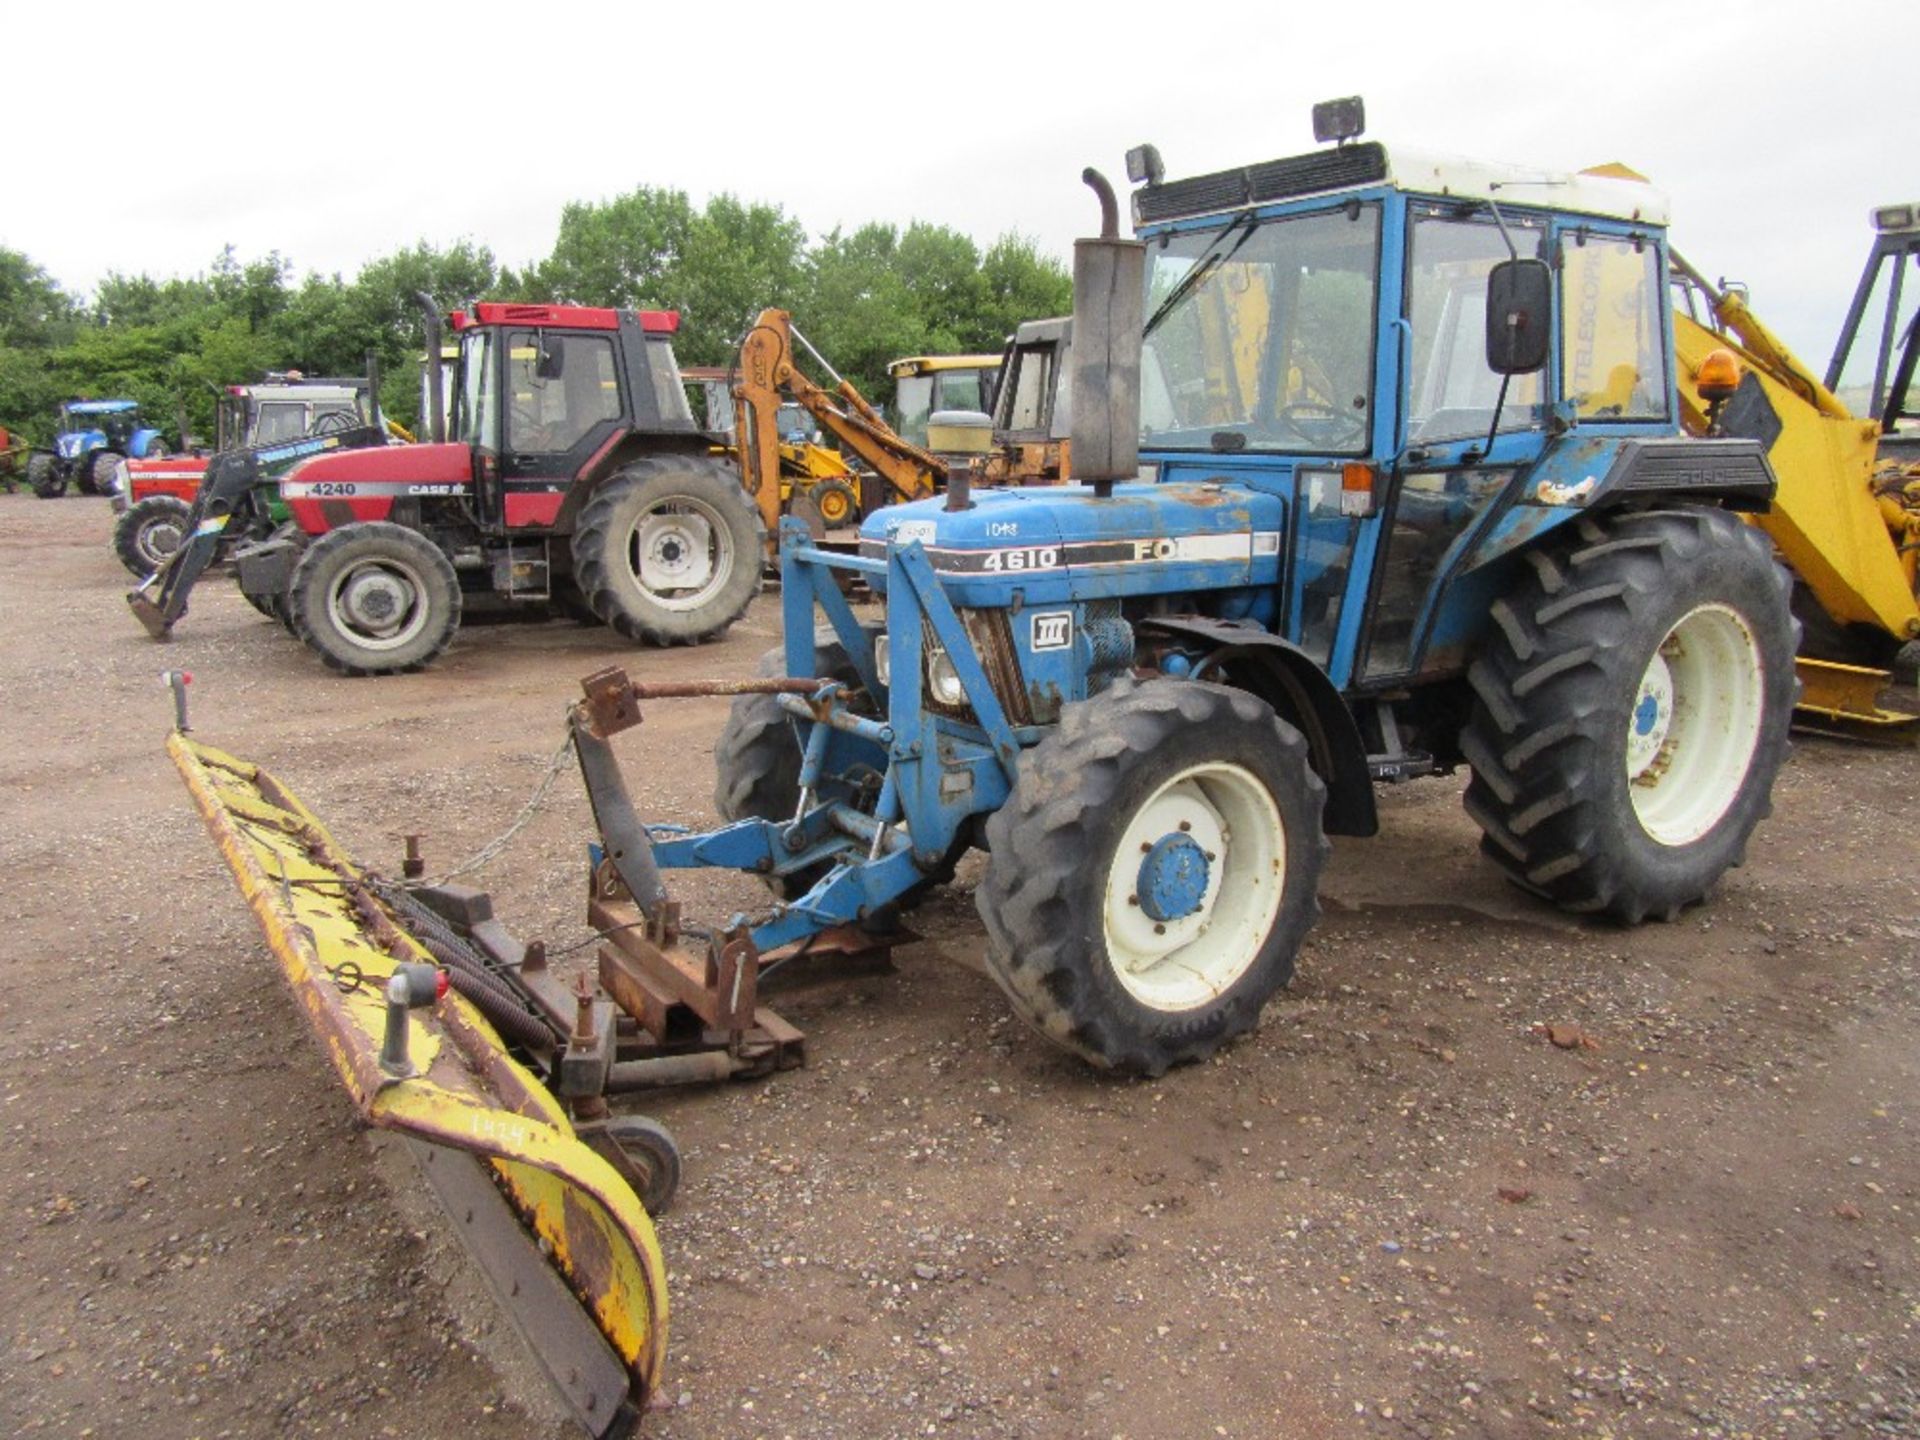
1461;507;1797;923
572;456;763;646
114;495;193;577
287;522;461;676
976;678;1328;1076
27;453;64;499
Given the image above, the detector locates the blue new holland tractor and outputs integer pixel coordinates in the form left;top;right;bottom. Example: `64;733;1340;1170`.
28;399;170;498
563;101;1797;1078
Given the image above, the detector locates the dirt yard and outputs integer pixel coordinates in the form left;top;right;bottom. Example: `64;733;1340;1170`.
2;492;1916;1439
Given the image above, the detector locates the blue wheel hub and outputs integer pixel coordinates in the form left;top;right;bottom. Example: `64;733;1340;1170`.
1136;833;1211;923
1633;692;1661;737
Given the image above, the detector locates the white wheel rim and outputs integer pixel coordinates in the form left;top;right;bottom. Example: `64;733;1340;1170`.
326;556;431;651
1626;602;1765;846
1102;761;1286;1012
629;497;731;613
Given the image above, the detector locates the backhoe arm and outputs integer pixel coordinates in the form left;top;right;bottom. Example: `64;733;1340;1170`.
734;309;947;542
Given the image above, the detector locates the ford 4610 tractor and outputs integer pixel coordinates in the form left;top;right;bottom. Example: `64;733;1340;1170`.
598;103;1798;1076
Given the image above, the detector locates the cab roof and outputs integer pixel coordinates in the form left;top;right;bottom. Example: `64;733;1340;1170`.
887;355;1001;378
1133;140;1668;230
64;399;141;414
449;302;680;334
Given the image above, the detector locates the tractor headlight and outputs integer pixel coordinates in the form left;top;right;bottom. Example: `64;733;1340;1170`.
926;645;966;706
873;634;891;688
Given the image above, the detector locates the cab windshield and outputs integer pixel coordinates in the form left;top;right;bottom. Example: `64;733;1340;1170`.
1141;205;1380;454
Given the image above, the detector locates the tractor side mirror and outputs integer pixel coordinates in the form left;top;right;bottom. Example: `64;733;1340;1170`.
535;335;566;381
1069;169;1146;497
1485;258;1552;375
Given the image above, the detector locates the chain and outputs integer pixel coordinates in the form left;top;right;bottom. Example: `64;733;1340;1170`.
403;722;578;889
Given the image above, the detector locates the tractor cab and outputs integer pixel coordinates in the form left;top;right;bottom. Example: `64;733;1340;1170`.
433;302;701;531
887;353;1000;449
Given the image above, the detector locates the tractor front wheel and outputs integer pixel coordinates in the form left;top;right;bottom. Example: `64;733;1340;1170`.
571;456;763;646
287;522;461;676
976;678;1328;1076
27;453;65;499
1461;506;1797;923
79;449;120;496
114;495;192;576
809;477;860;529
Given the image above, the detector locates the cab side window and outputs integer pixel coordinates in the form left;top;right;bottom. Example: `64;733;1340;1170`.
506;332;622;453
1561;235;1668;421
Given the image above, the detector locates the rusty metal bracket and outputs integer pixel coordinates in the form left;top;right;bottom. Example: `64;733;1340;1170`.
578;666;823;742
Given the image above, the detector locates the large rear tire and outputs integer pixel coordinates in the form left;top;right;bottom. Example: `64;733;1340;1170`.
287;522;461;676
1461;507;1797;923
114;495;192;577
571;455;763;646
27;453;65;499
976;678;1328;1076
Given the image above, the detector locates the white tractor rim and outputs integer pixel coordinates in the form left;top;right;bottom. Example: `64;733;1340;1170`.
1626;602;1765;846
629;498;731;613
1102;761;1286;1012
327;556;431;652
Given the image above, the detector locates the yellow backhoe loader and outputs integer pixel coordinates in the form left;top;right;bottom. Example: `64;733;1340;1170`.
1670;202;1920;738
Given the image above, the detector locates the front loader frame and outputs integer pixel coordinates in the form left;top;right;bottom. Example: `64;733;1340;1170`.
560;520;1025;1059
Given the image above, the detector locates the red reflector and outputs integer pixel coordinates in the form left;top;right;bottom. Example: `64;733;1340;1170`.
182;671;193;685
638;310;681;335
435;970;450;1001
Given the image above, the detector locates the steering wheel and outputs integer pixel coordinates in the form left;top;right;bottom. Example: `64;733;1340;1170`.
1278;401;1366;448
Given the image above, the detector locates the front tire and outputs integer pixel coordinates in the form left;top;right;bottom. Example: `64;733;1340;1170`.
79;449;120;496
571;455;763;646
1462;507;1797;923
977;678;1328;1076
287;522;461;675
27;453;65;499
114;495;192;576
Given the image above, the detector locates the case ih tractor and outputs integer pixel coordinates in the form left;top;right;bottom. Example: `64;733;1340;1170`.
140;302;762;673
27;399;170;497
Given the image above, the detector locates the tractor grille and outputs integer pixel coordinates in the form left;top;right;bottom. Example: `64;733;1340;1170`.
926;608;1034;728
1136;143;1389;224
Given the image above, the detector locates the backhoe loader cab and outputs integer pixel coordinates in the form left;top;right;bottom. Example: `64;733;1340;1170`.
887;353;1000;448
225;302;761;674
1827;201;1919;449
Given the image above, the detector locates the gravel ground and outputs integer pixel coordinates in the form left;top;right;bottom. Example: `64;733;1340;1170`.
1;491;1915;1439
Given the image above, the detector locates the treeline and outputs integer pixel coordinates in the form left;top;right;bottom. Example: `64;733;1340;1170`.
0;188;1073;444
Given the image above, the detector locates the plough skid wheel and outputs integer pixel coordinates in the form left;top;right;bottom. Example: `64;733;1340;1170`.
168;733;668;1437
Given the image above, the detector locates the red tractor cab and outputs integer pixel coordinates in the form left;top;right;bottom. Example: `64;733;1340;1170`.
238;303;762;675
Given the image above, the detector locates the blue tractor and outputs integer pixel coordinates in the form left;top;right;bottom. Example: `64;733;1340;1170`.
28;399;170;498
561;101;1798;1078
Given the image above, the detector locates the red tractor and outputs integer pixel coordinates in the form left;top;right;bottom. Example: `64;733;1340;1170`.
231;302;763;674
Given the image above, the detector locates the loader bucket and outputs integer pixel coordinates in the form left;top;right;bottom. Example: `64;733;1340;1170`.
168;732;668;1437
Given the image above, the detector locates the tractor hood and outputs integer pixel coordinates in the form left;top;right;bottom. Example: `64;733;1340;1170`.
56;430;103;460
857;481;1284;604
284;440;472;488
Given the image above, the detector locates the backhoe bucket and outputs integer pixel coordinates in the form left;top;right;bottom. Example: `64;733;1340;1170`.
168;733;669;1437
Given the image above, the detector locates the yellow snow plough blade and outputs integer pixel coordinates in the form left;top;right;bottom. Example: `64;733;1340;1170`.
168;732;668;1437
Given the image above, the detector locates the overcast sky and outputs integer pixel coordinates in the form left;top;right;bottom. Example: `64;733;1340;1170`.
4;0;1912;365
